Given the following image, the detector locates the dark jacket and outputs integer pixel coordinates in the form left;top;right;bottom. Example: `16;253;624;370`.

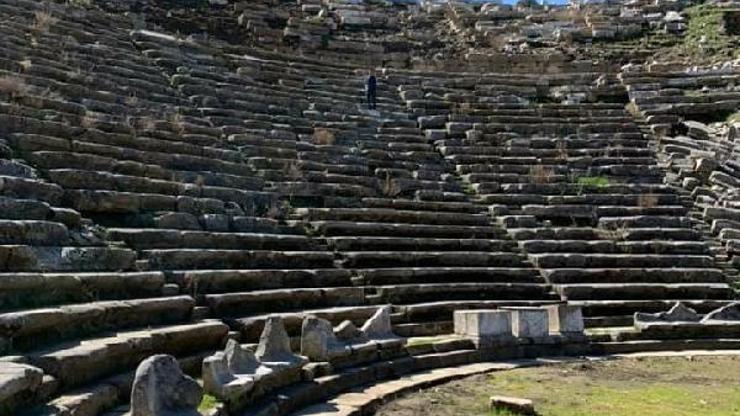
366;75;377;94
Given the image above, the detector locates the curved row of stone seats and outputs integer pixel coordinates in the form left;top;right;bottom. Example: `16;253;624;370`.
387;67;734;327
622;63;740;277
202;308;402;414
590;301;740;353
621;62;740;133
125;29;559;340
126;31;467;336
129;31;405;199
638;117;740;269
97;303;586;416
0;3;273;415
1;0;365;346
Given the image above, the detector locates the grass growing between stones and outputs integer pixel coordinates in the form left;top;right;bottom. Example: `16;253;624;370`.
376;356;740;416
678;4;739;63
728;111;740;124
198;393;219;412
575;176;609;187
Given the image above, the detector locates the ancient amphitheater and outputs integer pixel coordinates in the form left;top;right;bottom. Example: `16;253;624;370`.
0;0;739;414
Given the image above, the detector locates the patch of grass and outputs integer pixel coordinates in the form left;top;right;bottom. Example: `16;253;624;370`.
377;356;740;416
32;10;58;34
198;394;219;412
678;4;739;62
575;176;609;187
727;111;740;124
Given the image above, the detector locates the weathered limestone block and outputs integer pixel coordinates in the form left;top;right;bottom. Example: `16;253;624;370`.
360;306;397;340
546;305;584;335
490;395;536;416
702;302;740;322
203;339;272;408
453;309;512;338
255;316;307;367
0;362;43;414
635;302;702;326
300;316;350;361
131;354;202;416
505;307;549;339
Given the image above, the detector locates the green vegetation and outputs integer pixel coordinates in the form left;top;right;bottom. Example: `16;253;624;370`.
575;176;609;187
198;394;219;412
727;111;740;124
376;356;740;416
680;4;740;62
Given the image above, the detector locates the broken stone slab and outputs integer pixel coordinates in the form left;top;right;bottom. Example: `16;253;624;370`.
334;320;366;342
0;362;43;414
635;302;702;326
490;395;536;415
130;354;202;416
360;306;398;340
503;307;549;339
301;316;351;362
255;315;307;367
546;305;584;335
202;339;272;408
702;302;740;322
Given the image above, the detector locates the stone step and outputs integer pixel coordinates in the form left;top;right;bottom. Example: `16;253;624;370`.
353;267;544;285
260;352;501;416
530;254;713;269
619;228;702;241
0;245;136;272
393;321;453;338
597;215;692;228
0;296;195;353
28;320;228;389
106;228;319;250
141;249;336;270
308;221;499;238
507;227;600;240
327;237;512;252
555;283;734;301
0;362;44;416
0;272;166;312
0;220;70;246
368;282;555;303
295;208;489;226
444;147;655;160
521;204;688;219
571;299;732;317
339;251;527;268
591;338;740;355
541;267;727;284
204;286;365;317
520;240;708;254
360;198;480;213
0;175;64;205
169;269;353;294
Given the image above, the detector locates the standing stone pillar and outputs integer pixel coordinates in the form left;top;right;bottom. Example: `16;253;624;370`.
131;354;202;416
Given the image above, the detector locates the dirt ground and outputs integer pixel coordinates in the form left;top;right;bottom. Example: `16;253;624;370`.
375;355;740;416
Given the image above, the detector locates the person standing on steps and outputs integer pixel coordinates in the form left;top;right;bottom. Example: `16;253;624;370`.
366;71;377;110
